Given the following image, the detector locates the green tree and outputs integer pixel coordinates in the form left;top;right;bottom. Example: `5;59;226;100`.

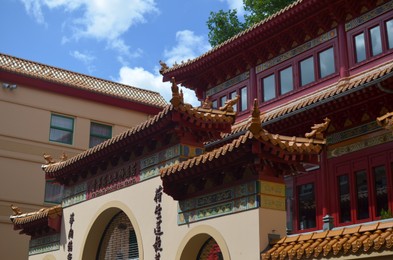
207;9;245;47
207;0;296;47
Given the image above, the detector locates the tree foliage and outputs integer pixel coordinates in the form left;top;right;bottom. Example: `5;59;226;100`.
207;0;296;47
207;9;245;47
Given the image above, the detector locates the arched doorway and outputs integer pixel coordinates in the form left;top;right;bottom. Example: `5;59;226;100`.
81;204;142;260
97;211;139;259
197;237;223;260
177;226;230;260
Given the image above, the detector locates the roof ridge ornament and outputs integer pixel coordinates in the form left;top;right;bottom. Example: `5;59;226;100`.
305;118;331;140
249;99;263;137
376;111;393;132
219;94;239;113
159;60;169;74
201;96;213;109
170;77;183;108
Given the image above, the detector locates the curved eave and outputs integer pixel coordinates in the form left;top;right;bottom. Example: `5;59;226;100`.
10;205;62;235
161;0;322;84
262;220;393;259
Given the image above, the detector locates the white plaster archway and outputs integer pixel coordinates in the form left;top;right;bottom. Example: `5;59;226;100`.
80;201;143;259
176;225;230;260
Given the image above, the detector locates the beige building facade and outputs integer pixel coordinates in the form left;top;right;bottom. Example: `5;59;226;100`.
0;53;166;259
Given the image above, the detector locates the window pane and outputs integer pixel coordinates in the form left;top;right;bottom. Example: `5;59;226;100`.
262;74;276;101
355;170;369;220
386;19;393;49
220;96;227;107
354;33;366;63
91;123;112;137
230;91;237;112
338;175;351;223
279;66;293;95
50;128;73;144
319;47;335;78
370;26;382;56
373;165;388;217
51;115;73;130
240;86;248;111
212;100;218;109
300;57;315;86
90;122;112;148
50;115;74;144
298;183;316;230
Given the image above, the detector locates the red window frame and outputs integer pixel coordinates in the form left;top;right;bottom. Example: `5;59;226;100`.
330;144;393;227
347;12;393;68
257;40;338;106
292;171;321;233
210;79;249;117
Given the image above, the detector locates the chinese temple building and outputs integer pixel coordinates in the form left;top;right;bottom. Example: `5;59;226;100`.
10;0;393;259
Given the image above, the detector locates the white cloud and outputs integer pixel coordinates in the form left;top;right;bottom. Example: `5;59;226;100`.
21;0;46;25
69;50;96;73
117;66;199;107
164;30;211;66
116;28;210;107
219;0;245;15
20;0;158;59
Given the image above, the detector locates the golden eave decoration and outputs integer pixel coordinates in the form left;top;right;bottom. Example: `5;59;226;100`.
377;111;393;132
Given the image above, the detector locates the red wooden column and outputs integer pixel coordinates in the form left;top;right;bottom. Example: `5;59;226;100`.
320;146;334;230
249;67;257;104
338;22;349;78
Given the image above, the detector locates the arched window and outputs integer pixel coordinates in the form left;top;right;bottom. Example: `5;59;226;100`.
97;211;138;260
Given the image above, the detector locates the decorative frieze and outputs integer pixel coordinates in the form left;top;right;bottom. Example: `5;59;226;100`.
206;72;250;97
87;161;139;199
177;182;259;225
327;121;380;145
29;234;60;256
345;0;393;31
62;182;87;207
256;29;337;73
328;132;393;158
62;144;202;207
259;181;286;211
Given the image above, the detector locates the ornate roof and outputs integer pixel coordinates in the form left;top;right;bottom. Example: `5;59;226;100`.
262;220;393;259
161;100;325;178
42;78;237;180
160;0;307;77
0;52;167;108
10;205;62;235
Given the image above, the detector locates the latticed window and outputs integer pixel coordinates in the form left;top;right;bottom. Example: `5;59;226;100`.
97;212;138;260
197;237;223;260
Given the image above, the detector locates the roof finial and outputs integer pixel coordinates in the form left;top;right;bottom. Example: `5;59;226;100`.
159;60;169;74
219;95;239;113
11;204;22;216
305;118;331;140
201;96;213;109
249;99;263;136
170;77;182;107
43;153;55;164
377;111;393;133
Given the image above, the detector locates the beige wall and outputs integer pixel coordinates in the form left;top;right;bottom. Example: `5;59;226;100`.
29;175;286;260
0;81;157;260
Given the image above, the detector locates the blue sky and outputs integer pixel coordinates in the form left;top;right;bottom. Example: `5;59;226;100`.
0;0;245;105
